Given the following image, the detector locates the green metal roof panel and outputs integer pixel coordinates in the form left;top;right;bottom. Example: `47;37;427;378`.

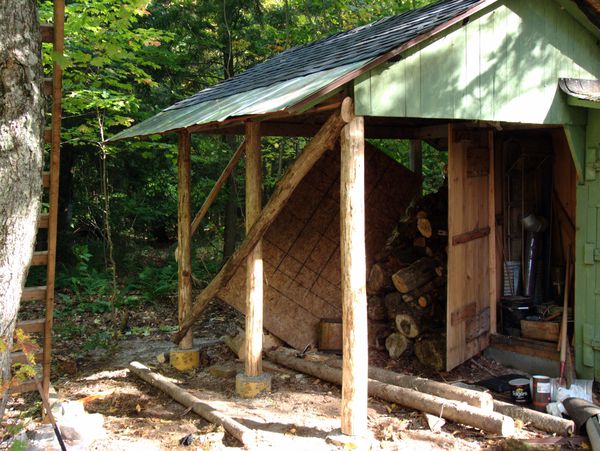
108;60;366;141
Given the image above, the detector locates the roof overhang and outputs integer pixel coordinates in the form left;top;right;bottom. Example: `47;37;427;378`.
559;78;600;109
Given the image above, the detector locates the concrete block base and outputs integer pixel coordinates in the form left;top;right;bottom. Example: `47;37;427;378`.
326;430;375;450
235;373;272;398
170;348;200;371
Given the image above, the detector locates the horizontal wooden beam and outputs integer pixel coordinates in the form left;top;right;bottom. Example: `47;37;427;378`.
452;227;490;245
11;351;44;365
40;24;54;43
490;333;560;362
42;171;50;188
15;318;46;335
21;286;47;302
38;213;49;229
10;380;37;394
31;250;49;266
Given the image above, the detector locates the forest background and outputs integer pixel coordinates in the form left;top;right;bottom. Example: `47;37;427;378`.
34;0;446;352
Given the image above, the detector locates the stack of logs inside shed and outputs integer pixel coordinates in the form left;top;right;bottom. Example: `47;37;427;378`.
367;184;448;371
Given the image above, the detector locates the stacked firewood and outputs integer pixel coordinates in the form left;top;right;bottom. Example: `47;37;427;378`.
367;186;448;370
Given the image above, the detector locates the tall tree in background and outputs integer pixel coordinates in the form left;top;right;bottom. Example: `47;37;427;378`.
0;0;44;417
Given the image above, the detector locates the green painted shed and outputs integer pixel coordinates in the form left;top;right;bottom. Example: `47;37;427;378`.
111;0;600;381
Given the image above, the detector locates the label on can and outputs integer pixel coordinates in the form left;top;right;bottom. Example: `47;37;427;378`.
536;382;551;393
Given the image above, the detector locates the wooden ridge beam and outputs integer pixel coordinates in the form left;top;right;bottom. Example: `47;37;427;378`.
21;286;47;302
191;140;246;236
172;98;354;344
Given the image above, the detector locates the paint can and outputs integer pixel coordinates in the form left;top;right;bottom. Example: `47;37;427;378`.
509;378;531;404
531;375;552;411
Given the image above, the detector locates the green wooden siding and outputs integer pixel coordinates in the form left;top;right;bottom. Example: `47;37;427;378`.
354;0;600;126
576;109;600;380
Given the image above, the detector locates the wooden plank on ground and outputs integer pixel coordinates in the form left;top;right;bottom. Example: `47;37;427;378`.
38;213;49;229
490;333;560;361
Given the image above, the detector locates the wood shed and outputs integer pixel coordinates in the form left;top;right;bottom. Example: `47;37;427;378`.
109;0;600;435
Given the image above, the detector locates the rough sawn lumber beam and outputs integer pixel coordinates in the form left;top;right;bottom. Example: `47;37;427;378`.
173;97;354;344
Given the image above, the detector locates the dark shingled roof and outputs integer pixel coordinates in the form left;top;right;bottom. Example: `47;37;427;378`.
167;0;483;111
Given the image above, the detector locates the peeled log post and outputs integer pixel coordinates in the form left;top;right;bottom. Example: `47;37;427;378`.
129;362;257;446
392;257;436;293
340;114;368;437
244;122;263;377
267;348;514;436
177;131;193;350
173;99;354;344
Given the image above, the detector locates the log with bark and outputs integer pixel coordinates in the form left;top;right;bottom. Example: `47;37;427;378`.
415;333;446;371
129;361;257;446
392;257;437;293
367;258;406;295
268;348;514;436
385;332;413;358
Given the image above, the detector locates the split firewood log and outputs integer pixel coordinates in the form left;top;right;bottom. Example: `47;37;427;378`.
392;257;437;293
367;296;387;321
402;277;446;304
367;257;406;294
385;332;414;358
415;333;446;371
394;305;424;338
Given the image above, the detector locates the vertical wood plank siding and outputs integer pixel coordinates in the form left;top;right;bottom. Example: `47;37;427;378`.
354;0;600;126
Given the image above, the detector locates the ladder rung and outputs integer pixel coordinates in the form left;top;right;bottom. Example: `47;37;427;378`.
38;213;49;229
11;350;44;365
40;24;54;43
43;77;53;96
42;171;50;188
31;250;49;266
10;380;37;394
44;128;52;144
16;318;46;335
21;286;47;302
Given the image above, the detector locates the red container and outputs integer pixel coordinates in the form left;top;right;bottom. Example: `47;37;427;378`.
532;375;551;411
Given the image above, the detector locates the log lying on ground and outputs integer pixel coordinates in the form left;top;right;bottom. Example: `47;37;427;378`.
392;257;436;293
325;356;493;410
129;362;257;446
268;348;513;436
453;382;574;436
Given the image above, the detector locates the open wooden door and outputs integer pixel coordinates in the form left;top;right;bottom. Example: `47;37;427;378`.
446;125;495;371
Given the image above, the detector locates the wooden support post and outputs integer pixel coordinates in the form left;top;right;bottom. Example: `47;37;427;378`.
409;139;422;196
43;0;65;402
177;131;193;350
488;130;498;334
340;114;368;437
173;99;353;345
245;122;263;377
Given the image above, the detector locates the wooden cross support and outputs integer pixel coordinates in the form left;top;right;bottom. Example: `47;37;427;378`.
172;97;354;345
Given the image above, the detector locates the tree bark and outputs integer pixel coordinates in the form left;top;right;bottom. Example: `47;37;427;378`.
0;0;44;417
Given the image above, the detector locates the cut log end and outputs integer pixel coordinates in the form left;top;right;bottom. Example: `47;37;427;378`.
385;332;413;358
395;313;421;338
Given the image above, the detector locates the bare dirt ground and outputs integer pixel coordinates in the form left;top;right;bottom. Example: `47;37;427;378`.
3;299;590;450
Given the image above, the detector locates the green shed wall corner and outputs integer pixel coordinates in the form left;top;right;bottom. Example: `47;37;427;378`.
354;0;599;126
575;109;600;380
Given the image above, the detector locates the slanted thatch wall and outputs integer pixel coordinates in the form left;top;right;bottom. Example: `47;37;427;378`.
219;143;420;349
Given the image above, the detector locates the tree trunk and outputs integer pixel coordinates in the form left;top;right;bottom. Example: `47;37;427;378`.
0;0;44;417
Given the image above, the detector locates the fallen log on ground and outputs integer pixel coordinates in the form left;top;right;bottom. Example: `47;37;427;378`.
268;348;514;436
129;361;257;446
325;355;493;410
454;382;575;436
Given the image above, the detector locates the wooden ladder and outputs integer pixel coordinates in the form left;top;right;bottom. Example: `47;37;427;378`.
11;0;64;402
